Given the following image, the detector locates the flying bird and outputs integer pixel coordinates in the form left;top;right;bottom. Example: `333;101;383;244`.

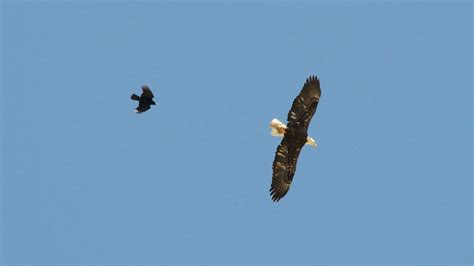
269;76;322;202
131;85;156;114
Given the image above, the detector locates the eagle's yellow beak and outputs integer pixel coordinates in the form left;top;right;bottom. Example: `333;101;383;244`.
306;137;317;148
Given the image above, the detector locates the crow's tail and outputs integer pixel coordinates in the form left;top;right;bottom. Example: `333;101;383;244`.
131;94;140;101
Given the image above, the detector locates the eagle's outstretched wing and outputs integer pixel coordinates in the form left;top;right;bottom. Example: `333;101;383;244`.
270;76;321;202
270;141;303;201
141;85;154;98
286;76;321;129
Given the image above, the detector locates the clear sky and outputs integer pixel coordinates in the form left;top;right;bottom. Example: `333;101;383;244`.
1;1;472;264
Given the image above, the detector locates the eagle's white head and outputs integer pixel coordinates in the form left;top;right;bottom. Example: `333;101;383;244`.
306;136;317;148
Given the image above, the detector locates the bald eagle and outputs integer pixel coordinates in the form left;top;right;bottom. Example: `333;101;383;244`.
269;76;321;202
131;85;156;114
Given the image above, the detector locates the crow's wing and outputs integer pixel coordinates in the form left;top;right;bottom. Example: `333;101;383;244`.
135;105;151;114
141;85;154;98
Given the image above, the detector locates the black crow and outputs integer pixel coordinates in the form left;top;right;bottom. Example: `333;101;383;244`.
131;85;156;114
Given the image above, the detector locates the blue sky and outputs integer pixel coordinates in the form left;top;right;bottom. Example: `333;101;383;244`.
1;1;472;264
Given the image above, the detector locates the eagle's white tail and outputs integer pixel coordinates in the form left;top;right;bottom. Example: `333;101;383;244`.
270;118;286;137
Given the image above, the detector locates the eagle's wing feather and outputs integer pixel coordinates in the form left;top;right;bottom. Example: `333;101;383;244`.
270;140;303;202
286;76;321;129
141;86;154;98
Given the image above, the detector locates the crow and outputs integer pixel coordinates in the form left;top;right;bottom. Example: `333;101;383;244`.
131;85;156;114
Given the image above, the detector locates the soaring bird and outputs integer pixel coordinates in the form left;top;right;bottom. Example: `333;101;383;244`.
269;76;322;202
131;85;156;114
